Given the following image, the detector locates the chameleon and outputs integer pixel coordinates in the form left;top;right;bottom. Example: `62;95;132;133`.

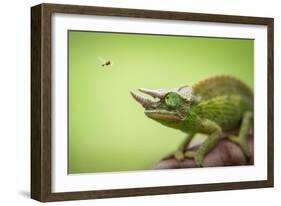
130;75;253;167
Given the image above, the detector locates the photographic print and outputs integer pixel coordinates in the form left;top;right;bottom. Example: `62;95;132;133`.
31;3;273;201
68;31;254;174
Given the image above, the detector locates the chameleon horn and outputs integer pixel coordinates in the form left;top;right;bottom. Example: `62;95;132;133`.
138;88;167;98
130;91;158;108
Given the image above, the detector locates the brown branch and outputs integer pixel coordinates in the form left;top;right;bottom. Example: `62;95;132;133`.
152;132;253;169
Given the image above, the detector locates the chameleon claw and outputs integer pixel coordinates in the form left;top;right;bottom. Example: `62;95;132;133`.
229;135;250;158
174;150;185;161
194;154;204;167
184;151;196;158
185;151;204;167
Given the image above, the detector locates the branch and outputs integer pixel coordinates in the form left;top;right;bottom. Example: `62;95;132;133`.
152;131;253;169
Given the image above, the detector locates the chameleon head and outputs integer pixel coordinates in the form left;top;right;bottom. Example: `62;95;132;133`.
130;86;193;124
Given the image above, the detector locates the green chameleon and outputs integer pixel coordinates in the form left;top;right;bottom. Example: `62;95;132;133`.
130;75;253;167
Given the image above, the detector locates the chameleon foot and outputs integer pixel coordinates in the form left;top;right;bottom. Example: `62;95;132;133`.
173;150;185;161
172;133;194;161
184;151;204;167
228;111;252;158
229;135;250;158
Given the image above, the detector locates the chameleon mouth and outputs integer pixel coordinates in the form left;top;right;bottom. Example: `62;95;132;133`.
144;110;184;121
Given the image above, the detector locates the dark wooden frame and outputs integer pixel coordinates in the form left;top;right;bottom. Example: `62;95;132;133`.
31;3;274;202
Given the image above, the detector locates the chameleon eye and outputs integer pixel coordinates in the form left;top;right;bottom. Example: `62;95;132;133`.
164;93;180;108
165;95;170;103
165;94;175;107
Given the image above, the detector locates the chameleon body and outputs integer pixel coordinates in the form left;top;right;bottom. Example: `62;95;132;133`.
130;75;253;167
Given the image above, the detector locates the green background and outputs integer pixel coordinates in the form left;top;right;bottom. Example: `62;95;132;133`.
68;31;254;174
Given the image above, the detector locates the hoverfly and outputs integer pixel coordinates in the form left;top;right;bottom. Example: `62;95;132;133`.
97;56;113;68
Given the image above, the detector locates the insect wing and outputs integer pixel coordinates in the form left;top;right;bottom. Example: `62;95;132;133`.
97;56;106;63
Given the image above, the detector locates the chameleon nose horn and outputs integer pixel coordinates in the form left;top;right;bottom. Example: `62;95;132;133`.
130;91;159;108
138;88;166;98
